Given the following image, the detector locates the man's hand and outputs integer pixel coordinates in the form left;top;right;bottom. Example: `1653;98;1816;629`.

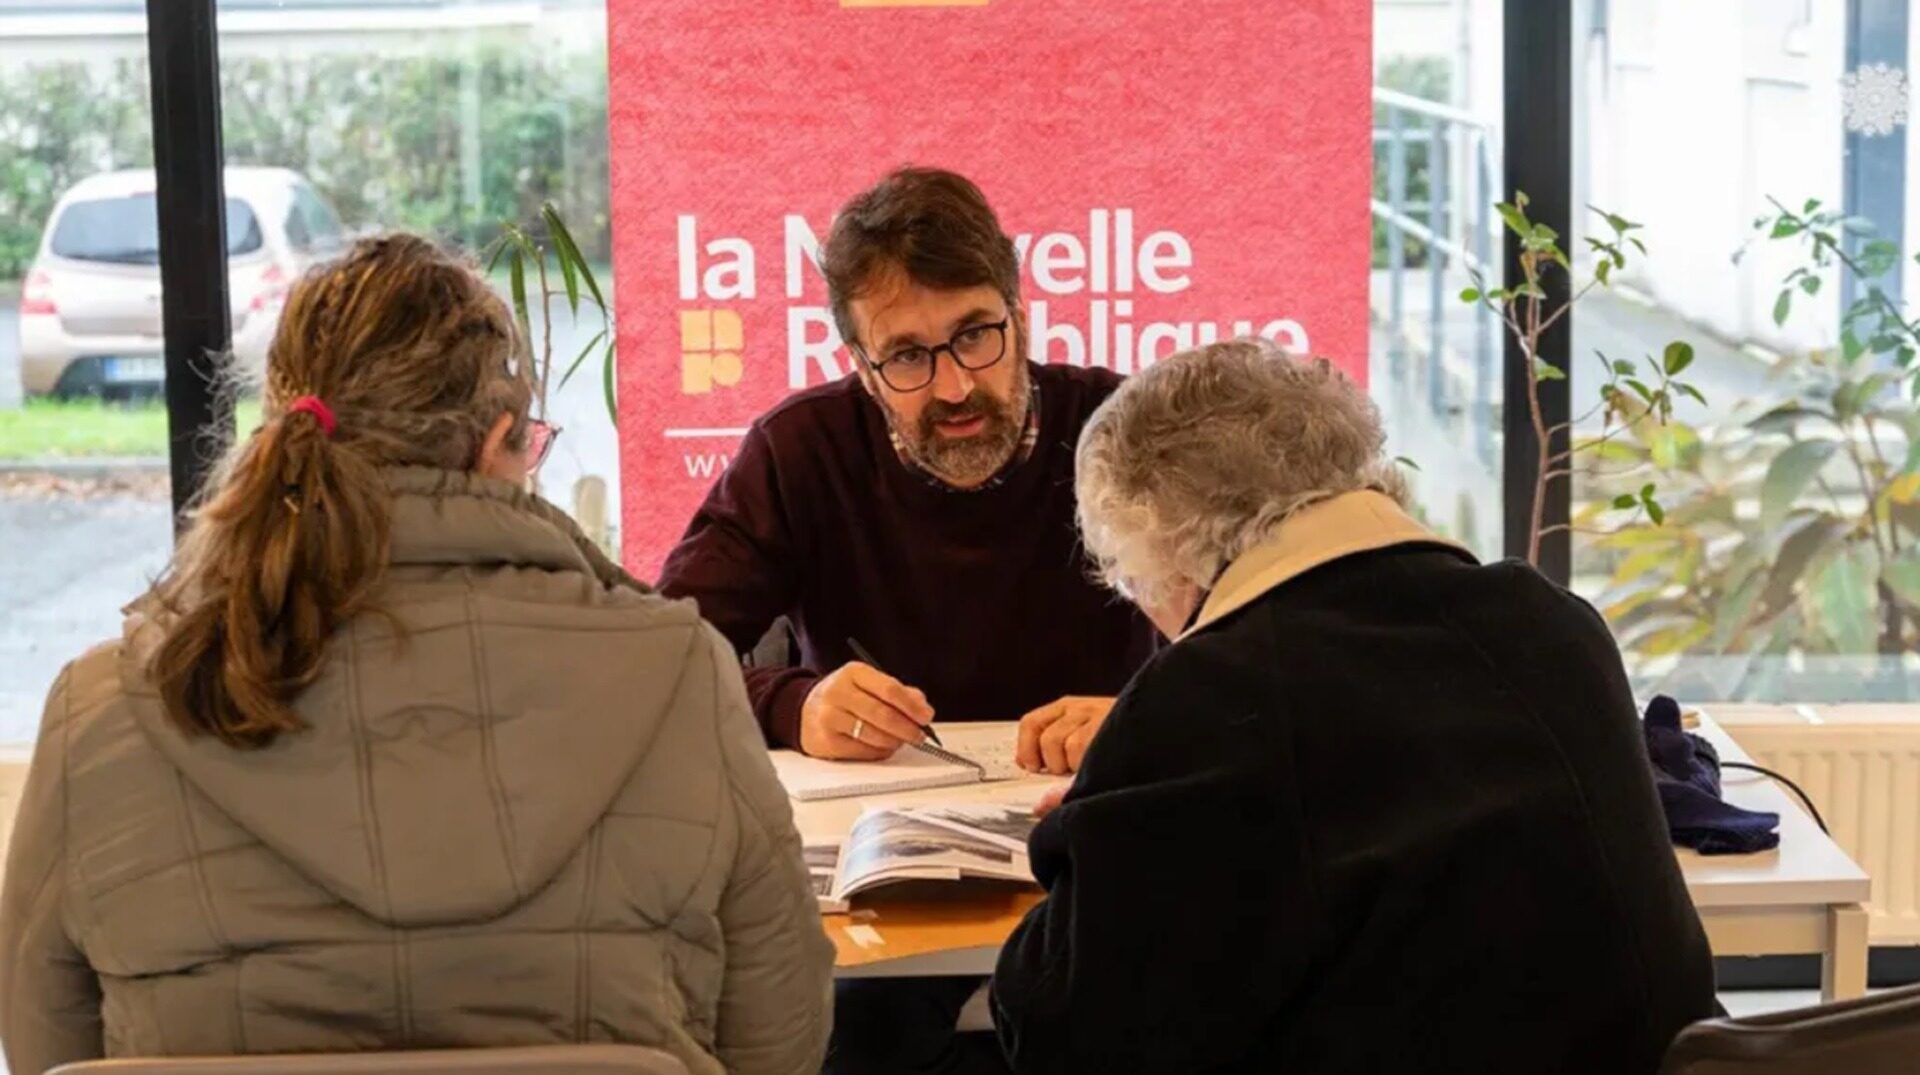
1016;696;1117;774
799;662;936;760
1032;784;1071;818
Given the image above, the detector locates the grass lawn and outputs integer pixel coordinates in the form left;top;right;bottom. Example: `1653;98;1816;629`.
0;398;263;461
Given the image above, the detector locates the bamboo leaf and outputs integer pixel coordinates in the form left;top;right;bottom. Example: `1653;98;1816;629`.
508;251;532;358
1760;440;1839;530
559;327;608;390
543;203;602;314
601;337;618;424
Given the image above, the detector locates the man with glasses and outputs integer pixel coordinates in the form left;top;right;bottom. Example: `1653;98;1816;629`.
658;167;1158;1075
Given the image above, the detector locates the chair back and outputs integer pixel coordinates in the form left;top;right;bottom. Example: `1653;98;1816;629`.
1659;983;1920;1074
45;1044;690;1075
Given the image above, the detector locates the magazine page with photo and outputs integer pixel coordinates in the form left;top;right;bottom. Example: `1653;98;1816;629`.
825;802;1041;903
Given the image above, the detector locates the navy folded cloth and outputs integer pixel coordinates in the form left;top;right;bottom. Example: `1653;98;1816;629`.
1641;695;1780;855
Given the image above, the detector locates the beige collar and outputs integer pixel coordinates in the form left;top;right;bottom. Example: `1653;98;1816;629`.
1179;490;1471;640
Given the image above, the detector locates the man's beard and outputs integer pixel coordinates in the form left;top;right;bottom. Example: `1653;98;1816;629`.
886;362;1032;488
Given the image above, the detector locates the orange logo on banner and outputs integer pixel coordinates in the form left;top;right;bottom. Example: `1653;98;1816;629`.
680;309;744;394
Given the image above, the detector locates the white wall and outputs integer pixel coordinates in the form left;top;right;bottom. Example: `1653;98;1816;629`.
1585;0;1846;353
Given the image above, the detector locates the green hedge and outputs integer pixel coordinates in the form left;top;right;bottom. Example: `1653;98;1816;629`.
0;46;611;281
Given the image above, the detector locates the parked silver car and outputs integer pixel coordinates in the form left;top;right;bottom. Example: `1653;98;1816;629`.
18;167;347;398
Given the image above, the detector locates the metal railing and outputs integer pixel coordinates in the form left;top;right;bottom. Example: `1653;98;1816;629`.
1372;85;1500;465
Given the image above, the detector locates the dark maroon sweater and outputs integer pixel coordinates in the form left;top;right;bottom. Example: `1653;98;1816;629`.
658;363;1160;748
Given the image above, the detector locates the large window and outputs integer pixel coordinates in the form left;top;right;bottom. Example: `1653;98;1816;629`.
0;7;170;743
1571;0;1920;704
215;0;622;546
1372;0;1505;560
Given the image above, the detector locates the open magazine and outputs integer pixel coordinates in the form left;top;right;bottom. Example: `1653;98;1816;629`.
806;802;1039;913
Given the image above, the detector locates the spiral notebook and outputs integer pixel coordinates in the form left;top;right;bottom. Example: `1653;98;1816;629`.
770;723;1024;801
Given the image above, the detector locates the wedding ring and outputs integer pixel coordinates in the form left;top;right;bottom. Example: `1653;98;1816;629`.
850;718;865;742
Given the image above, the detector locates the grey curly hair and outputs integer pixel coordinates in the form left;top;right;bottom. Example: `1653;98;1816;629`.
1075;338;1408;611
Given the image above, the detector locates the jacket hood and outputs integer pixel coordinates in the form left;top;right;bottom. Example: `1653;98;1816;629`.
117;467;700;928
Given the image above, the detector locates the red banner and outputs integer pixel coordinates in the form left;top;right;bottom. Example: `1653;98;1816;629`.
607;0;1372;577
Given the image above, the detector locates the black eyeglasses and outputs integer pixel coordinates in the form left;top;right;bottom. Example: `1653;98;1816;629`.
859;317;1011;393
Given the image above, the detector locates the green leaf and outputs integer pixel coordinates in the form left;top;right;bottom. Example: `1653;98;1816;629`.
601;336;619;424
1595;259;1612;286
1750;401;1814;434
542;203;606;314
1760;440;1839;530
1459;287;1482;303
559;327;608;390
507;250;532;356
1803;198;1821;214
1612;493;1639;510
1533;358;1567;381
1814;545;1879;654
1771;218;1804;238
1639;485;1666;526
1800;274;1822;296
483;238;512;274
1709;567;1768;651
1662;341;1695;376
1496;202;1530;236
1677;383;1708;406
1899;346;1917;368
1613;359;1637;377
1883;548;1920;608
1774;289;1794;326
1393;455;1422;472
1843;330;1867;363
1648;424;1701;469
1624;377;1656;403
1760;514;1851;621
1629;237;1647;255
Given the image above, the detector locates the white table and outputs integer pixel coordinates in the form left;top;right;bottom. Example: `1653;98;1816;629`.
795;714;1875;1000
1686;712;1872;1000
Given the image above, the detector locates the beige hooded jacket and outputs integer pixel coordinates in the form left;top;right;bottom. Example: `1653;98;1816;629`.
0;468;833;1075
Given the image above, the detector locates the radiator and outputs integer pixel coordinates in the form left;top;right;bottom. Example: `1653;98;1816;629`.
1710;704;1920;946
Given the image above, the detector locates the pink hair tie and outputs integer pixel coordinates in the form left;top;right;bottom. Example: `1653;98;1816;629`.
286;395;338;438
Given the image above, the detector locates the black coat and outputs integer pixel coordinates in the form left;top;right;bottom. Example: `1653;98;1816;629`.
991;541;1717;1074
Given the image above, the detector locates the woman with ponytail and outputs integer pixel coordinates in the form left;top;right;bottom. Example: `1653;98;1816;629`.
0;235;832;1075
